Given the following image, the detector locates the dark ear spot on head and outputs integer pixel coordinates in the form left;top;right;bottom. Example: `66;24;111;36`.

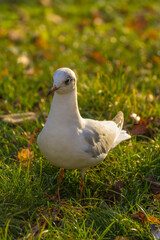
65;78;70;85
65;77;75;86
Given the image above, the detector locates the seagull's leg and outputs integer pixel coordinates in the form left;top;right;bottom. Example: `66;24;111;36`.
79;169;86;200
55;168;64;201
57;168;64;201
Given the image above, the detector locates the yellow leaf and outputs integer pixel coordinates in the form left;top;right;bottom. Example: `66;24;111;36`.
143;28;159;40
152;55;160;65
148;216;160;225
18;148;34;166
0;28;7;38
1;69;9;76
34;36;48;50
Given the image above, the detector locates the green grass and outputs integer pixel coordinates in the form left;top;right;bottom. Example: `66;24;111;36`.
0;0;160;239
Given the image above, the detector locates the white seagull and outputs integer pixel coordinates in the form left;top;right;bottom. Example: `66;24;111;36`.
37;68;131;199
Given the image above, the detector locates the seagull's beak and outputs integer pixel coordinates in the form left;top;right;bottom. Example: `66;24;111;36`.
47;85;58;97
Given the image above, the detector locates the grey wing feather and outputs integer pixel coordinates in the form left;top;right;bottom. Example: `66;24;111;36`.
82;120;116;158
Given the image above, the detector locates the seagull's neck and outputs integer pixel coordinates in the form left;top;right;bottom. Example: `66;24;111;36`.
47;87;82;127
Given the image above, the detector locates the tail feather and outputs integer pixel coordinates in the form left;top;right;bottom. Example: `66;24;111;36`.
112;111;124;129
112;130;131;149
112;111;131;148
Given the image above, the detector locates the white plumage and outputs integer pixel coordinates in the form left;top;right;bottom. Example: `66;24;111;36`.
37;68;131;198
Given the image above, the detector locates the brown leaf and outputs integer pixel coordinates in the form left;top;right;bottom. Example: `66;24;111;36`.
42;52;54;60
131;209;160;239
126;14;148;33
105;180;123;203
129;123;152;137
34;36;48;50
89;51;106;63
131;211;147;224
129;115;160;138
1;69;9;76
0;112;38;124
152;55;160;65
146;176;160;194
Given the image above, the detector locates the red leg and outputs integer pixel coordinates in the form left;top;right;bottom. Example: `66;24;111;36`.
57;168;64;201
79;169;86;200
79;176;84;200
53;168;64;201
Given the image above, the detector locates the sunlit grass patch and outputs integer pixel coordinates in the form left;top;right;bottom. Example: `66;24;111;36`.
0;0;160;239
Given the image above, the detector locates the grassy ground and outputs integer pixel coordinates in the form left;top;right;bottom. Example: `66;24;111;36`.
0;0;160;239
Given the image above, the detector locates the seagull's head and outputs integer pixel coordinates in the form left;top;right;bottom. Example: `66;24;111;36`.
47;68;77;96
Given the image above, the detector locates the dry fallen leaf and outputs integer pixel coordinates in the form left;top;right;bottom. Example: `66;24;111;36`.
1;69;9;76
148;216;160;225
152;55;160;65
89;51;106;63
131;211;147;224
131;209;160;240
34;36;48;50
42;52;54;60
0;112;38;124
126;14;148;33
146;176;160;194
129;122;152;137
18;148;34;167
129;115;160;138
142;28;159;40
104;179;123;203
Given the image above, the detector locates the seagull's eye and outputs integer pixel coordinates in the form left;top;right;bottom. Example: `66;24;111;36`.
65;78;70;85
